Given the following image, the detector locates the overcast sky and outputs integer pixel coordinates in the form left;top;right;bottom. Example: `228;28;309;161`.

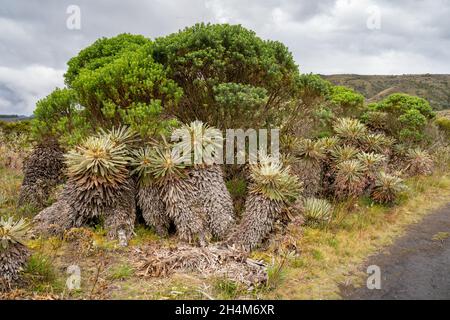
1;0;450;115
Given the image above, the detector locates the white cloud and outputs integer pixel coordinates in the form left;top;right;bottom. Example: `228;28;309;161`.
0;0;449;114
0;65;64;115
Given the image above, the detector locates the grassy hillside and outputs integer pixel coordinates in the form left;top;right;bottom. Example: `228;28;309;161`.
322;74;450;110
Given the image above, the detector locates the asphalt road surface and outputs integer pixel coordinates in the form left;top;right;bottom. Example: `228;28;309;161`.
341;203;450;300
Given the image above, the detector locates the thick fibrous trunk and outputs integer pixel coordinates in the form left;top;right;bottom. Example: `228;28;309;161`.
33;179;137;243
291;159;322;197
104;181;137;244
32;198;78;236
189;165;235;240
18;142;65;209
0;244;30;291
161;179;207;245
137;184;170;237
229;193;283;252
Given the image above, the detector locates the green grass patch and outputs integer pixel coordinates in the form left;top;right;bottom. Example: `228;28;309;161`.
108;263;135;280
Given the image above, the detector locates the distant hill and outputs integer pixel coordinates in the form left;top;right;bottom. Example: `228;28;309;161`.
0;115;32;122
321;74;450;110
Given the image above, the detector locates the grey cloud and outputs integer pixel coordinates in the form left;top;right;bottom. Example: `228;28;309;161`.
0;0;449;115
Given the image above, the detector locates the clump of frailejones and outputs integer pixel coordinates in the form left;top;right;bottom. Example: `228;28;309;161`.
33;127;137;245
133;146;170;237
133;121;235;244
133;143;208;245
291;138;326;197
371;172;406;204
173;121;235;240
405;148;434;176
301;197;333;227
18;139;66;210
0;216;30;291
229;156;301;252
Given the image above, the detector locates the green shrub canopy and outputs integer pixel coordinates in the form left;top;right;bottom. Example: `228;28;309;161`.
368;93;435;143
31;24;437;149
65;33;150;86
152;23;300;128
33;35;181;144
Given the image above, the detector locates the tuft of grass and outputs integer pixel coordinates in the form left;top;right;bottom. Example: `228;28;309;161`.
24;253;56;282
129;225;160;246
266;254;290;290
108;263;135;280
23;253;64;293
213;278;243;299
432;232;450;243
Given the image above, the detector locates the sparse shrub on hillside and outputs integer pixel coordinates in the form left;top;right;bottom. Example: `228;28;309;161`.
371;172;405;204
431;146;450;172
0;216;30;291
435;117;450;141
229;157;301;251
0;120;32;137
302;197;332;226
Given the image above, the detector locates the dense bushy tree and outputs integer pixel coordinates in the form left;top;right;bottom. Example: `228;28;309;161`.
329;85;365;117
65;33;150;86
152;23;300;129
367;93;435;143
34;35;182;144
32;88;89;145
71;44;182;138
